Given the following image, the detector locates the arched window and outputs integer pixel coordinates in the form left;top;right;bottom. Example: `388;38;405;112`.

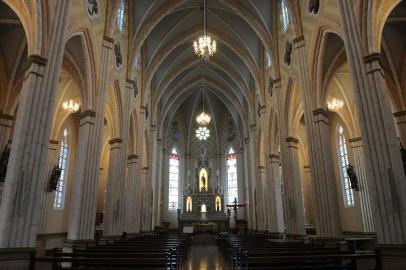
336;124;355;207
54;128;69;209
227;148;238;204
168;148;180;211
280;0;290;32
266;52;272;68
117;0;126;32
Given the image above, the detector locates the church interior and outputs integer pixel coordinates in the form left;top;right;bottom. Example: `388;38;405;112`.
0;0;406;269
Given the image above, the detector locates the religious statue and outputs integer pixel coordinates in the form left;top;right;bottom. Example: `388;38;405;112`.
201;176;206;189
0;142;11;183
87;0;98;16
346;164;359;191
114;42;123;68
284;41;293;66
216;199;220;211
48;164;61;191
401;143;406;175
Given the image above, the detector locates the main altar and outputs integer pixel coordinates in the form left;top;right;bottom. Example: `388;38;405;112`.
178;152;229;233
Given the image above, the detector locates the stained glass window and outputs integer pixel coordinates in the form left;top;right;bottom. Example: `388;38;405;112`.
117;0;126;32
337;124;355;207
54;128;69;209
168;148;180;211
227;148;238;204
280;0;290;32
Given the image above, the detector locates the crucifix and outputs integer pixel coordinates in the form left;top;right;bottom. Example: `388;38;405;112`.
226;198;246;223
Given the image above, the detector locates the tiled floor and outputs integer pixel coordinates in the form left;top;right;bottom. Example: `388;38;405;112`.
184;234;227;270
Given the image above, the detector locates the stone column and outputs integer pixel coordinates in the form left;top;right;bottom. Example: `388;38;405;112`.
140;167;151;232
67;36;114;241
125;154;138;233
67;111;99;240
394;110;406;147
39;140;60;233
244;138;256;230
0;113;14;149
256;166;267;231
349;137;374;232
292;34;341;237
0;0;71;249
273;79;305;234
339;0;406;245
302;165;315;226
311;108;341;236
267;155;283;232
104;138;123;236
283;137;306;235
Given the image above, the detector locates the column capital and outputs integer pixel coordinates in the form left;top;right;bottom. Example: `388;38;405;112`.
293;35;305;48
394;110;406;118
28;54;47;66
257;165;266;173
142;167;149;173
313;108;331;125
103;36;114;43
79;109;96;119
244;137;250;144
349;137;363;148
127;154;138;160
0;113;15;121
363;53;384;75
109;138;123;145
269;154;280;165
49;140;59;145
303;165;310;173
285;136;299;144
250;124;256;132
286;137;299;148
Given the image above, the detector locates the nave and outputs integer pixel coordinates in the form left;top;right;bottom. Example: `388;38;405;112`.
1;0;406;269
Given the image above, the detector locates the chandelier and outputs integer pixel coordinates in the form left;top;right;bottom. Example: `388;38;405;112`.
196;126;210;140
196;64;211;125
196;112;211;126
193;0;216;58
327;98;344;112
62;99;80;113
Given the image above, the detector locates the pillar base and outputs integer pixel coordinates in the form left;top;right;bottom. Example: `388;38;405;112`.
377;244;406;270
0;248;35;270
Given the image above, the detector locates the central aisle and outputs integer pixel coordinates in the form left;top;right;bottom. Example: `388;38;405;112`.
184;234;227;270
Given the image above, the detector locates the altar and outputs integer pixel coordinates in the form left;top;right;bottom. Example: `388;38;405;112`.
178;151;230;233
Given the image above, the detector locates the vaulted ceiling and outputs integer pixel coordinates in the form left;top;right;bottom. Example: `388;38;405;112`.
130;0;275;138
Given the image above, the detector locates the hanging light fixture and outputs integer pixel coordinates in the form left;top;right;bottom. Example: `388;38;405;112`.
196;64;211;126
193;0;216;59
62;99;80;113
327;98;344;112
